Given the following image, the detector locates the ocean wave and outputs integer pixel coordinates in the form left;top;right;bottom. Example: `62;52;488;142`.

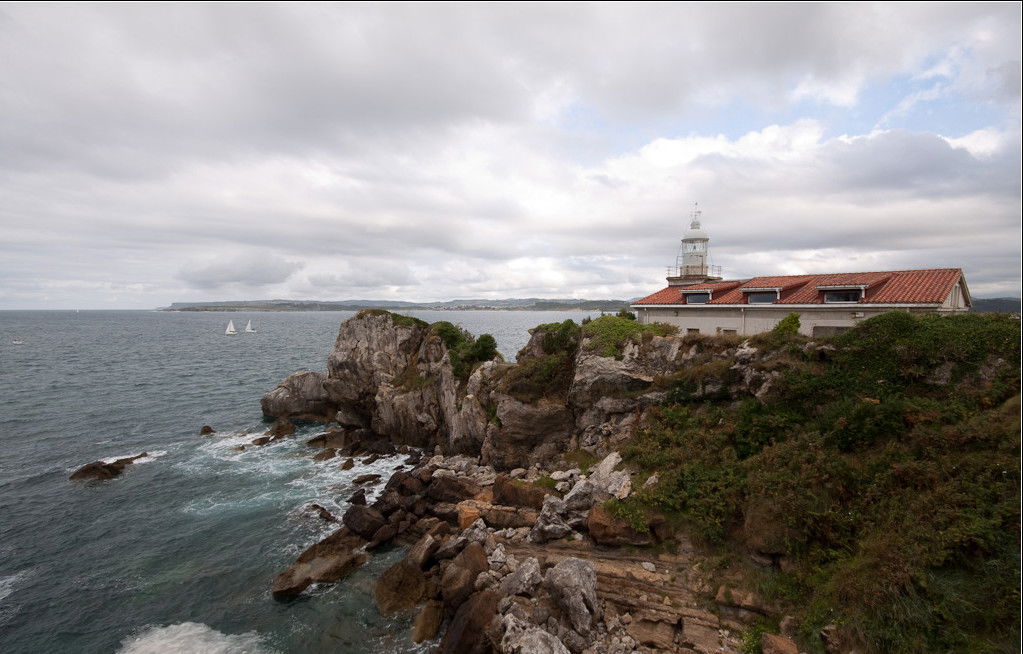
117;622;275;654
100;450;168;465
0;568;34;603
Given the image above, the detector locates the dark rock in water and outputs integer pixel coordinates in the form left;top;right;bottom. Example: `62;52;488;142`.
306;503;340;523
199;425;216;436
441;542;489;612
353;473;382;485
251;436;271;446
412;600;444;643
404;451;423;466
362;454;380;465
342;504;387;539
271;527;368;598
69;452;148;481
307;429;349;450
437;589;501;654
232;445;246;452
348;489;367;505
340;458;355;470
266;418;296;438
374;559;428;614
312;448;337;462
368;523;398;548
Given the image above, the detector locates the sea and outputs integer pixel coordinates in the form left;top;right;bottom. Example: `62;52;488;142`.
0;309;598;654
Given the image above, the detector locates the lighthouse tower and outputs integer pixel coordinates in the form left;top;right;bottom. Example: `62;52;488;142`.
666;205;722;286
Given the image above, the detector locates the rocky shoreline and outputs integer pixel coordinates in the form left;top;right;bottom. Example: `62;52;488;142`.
259;310;803;654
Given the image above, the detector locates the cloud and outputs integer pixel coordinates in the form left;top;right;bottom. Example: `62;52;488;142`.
0;4;1018;308
177;252;304;289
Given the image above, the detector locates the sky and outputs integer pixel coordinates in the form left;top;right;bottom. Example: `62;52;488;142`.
0;3;1020;309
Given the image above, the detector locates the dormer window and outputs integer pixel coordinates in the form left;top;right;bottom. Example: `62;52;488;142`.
824;290;861;303
686;293;710;304
818;284;866;303
746;292;777;304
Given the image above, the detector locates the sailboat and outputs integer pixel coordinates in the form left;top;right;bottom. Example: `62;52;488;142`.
225;320;238;335
244;320;256;333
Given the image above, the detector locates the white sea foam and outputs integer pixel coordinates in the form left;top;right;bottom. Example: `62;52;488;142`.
0;569;33;603
100;450;167;465
117;622;274;654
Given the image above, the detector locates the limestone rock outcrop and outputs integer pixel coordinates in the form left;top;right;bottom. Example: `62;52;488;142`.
69;452;148;481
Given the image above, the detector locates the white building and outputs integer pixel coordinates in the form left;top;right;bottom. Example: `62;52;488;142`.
632;213;971;337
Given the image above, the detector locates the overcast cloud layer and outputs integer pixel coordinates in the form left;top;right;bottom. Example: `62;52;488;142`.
1;3;1019;309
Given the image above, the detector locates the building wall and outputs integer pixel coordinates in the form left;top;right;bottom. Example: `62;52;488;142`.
634;305;938;336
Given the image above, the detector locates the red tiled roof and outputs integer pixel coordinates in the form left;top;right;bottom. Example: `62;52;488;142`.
633;269;965;306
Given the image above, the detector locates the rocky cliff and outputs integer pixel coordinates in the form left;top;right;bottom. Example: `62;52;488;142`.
261;310;1019;654
261;311;776;470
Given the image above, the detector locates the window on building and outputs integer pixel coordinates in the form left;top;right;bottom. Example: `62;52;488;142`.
685;293;710;304
824;290;862;303
722;329;737;335
686;328;700;335
746;292;776;304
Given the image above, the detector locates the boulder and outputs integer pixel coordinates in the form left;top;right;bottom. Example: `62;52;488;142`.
544;558;599;635
374;559;427;614
500;614;571;654
353;473;382;485
312;448;337;462
529;496;573;543
305;503;340;523
481;505;538;530
441;542;490;612
627;619;677;650
199;425;215;436
348;489;367;505
428;474;482;504
762;633;799;654
266;418;296;437
406;534;440;569
251;436;271;446
69;453;147;481
499;556;542;597
307;429;350;449
260;370;336;420
342;505;386;539
493;475;548;510
437;589;500;654
412;600;444;643
271;528;368;598
586;505;652;547
340;458;355;470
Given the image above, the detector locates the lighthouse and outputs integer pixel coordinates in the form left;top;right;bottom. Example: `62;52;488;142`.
666;205;722;286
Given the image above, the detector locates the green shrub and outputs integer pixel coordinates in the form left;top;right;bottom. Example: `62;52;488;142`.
616;309;637;321
773;312;801;336
429;321;499;380
617;312;1020;651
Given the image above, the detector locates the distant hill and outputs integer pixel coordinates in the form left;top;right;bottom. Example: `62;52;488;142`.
971;297;1022;313
162;298;632;312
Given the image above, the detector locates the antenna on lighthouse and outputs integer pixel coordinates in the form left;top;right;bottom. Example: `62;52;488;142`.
690;202;701;230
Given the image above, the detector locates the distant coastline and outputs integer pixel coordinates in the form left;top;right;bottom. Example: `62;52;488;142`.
160;298;634;312
159;297;1020;313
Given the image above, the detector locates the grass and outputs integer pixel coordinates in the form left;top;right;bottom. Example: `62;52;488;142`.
581;315;678;359
501;320;581;402
617;312;1021;653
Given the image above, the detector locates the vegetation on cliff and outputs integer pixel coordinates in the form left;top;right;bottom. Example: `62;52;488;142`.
615;312;1020;653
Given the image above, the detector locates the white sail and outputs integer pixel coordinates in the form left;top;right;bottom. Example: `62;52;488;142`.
244;320;256;333
225;320;238;335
